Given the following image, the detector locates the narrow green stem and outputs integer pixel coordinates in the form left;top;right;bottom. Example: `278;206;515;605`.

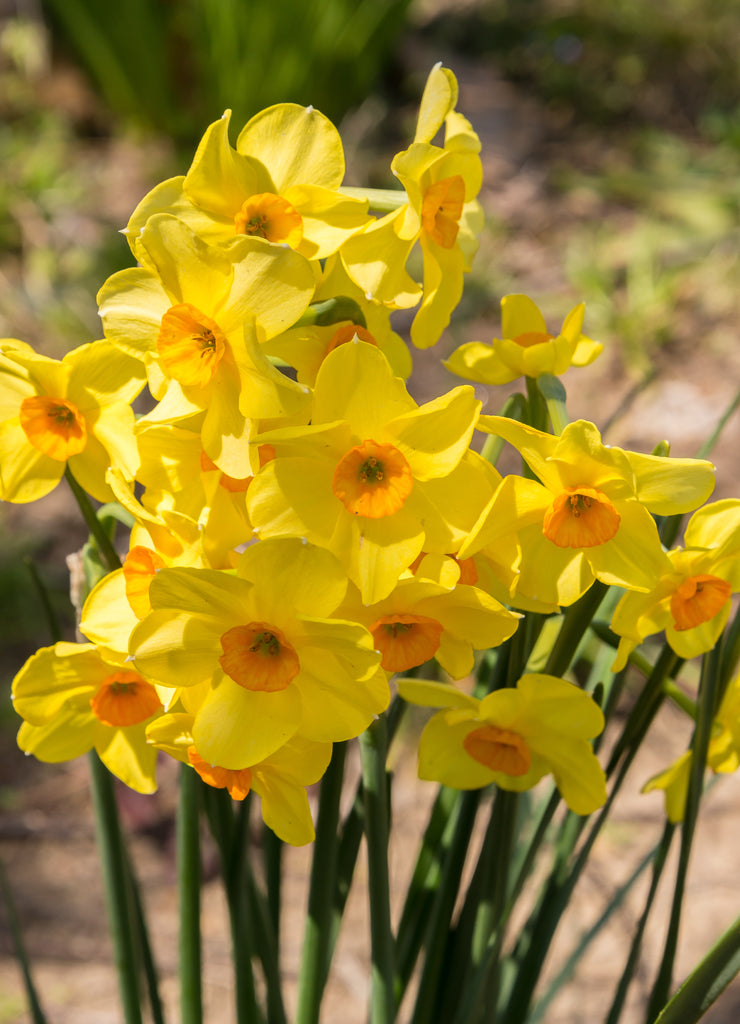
535;373;569;435
544;581;608;679
296;742;347;1024
262;823;283;953
178;765;202;1024
663;680;697;720
338;185;408;213
647;646;722;1020
0;852;48;1024
359;717;395;1024
88;751;142;1024
65;465;121;572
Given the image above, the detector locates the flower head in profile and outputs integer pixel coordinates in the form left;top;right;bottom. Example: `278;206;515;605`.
341;64;484;349
611;499;740;670
147;712;332;845
445;294;602;385
398;675;606;814
12;642;163;793
463;418;716;607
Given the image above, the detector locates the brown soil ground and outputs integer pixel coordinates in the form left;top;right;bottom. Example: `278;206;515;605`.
3;28;740;1024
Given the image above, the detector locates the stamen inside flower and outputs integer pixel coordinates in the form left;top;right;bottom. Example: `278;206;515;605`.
463;725;531;777
90;670;162;727
333;439;413;518
511;331;554;348
543;487;620;548
670;574;731;631
326;323;378;355
234;192;304;248
187;746;252;800
19;395;87;460
421;175;465;249
219;621;299;692
370;614;443;672
157;303;226;388
123;546;167;618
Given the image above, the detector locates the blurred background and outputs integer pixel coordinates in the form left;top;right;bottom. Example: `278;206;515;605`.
2;1;740;1020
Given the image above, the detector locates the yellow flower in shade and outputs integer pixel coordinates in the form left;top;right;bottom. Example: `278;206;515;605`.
341;64;484;349
262;254;412;387
124;105;371;263
445;294;602;385
341;555;520;679
129;537;388;769
98;213;314;478
398;675;606;814
0;339;144;503
247;342;481;603
463;418;716;607
611;499;740;670
12;642;163;793
643;669;740;823
146;712;331;845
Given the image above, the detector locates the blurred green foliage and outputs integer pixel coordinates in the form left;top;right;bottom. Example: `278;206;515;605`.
422;0;740;142
41;0;413;145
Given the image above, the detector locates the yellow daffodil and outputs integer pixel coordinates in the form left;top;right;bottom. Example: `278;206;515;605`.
611;499;740;669
643;669;740;823
341;64;484;349
0;339;144;503
130;538;388;768
340;555;520;678
12;642;163;793
98;213;314;477
147;712;331;845
247;342;481;603
463;418;716;607
125;105;371;263
445;294;603;384
398;675;606;814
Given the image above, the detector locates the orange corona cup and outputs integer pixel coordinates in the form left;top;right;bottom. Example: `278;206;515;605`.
332;439;413;518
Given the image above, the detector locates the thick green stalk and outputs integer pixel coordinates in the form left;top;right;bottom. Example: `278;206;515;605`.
359;717;395;1024
178;765;202;1024
88;751;143;1024
544;581;609;679
535;373;569;435
338;185;408;213
295;742;347;1024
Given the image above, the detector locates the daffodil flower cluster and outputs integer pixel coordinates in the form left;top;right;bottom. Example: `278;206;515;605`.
4;63;734;848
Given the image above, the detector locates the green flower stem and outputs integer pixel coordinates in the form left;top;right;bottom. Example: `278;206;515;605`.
88;751;143;1024
0;852;48;1024
296;742;347;1024
359;717;395;1024
262;823;282;952
409;790;481;1024
23;556;63;643
605;822;676;1024
177;765;202;1024
536;373;569;435
524;376;549;433
606;646;680;776
124;845;165;1024
544;581;609;679
338;185;409;213
64;465;121;573
245;860;287;1024
663;680;697;720
647;646;722;1020
395;786;460;1000
654;907;740;1024
295;296;367;330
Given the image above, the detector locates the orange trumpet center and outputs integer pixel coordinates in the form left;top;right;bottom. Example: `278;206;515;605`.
326;323;378;355
187;747;253;801
234;192;304;248
333;439;413;518
370;614;443;672
90;670;162;727
463;725;531;777
157;303;226;388
543;487;620;548
19;395;87;461
670;574;731;631
512;331;554;348
219;621;299;692
421;175;465;249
